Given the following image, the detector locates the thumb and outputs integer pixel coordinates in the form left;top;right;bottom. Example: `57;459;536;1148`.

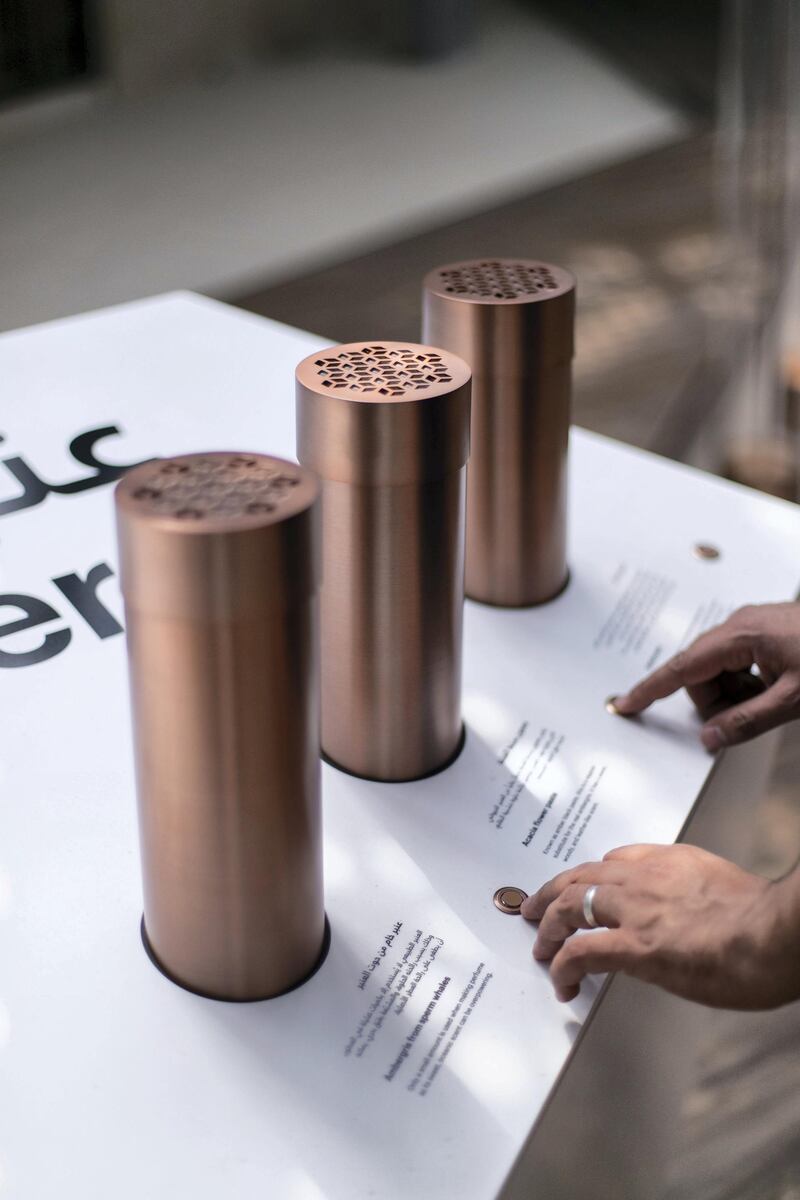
702;676;800;750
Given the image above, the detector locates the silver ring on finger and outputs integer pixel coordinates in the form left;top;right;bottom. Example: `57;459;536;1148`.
583;884;600;928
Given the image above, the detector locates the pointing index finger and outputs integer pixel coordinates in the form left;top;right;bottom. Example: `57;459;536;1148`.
613;625;753;715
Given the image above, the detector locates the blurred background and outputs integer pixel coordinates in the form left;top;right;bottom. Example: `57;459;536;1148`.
2;2;800;1195
2;0;800;499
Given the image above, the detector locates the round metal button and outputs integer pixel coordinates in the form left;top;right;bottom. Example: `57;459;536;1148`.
693;543;721;560
493;886;528;915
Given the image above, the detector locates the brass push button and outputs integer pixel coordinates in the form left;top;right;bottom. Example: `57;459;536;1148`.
493;886;528;915
693;543;721;560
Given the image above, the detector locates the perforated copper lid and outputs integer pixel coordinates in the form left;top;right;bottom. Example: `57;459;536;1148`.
115;452;320;619
425;259;573;304
423;258;576;375
296;341;471;486
116;452;315;529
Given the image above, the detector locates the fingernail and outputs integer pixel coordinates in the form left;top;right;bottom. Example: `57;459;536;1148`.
611;693;638;717
701;725;725;753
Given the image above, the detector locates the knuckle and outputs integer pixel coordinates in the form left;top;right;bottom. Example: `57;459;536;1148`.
536;920;557;946
779;675;800;710
666;650;688;678
728;605;761;640
558;884;582;911
631;928;659;957
727;708;753;735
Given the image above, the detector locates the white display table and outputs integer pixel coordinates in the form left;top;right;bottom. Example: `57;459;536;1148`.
2;294;798;1199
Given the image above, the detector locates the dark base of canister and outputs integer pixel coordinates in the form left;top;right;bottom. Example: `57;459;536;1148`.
466;568;571;610
140;914;332;1002
322;722;467;784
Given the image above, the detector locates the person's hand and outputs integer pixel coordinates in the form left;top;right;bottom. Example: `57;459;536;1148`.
613;602;800;750
522;844;800;1009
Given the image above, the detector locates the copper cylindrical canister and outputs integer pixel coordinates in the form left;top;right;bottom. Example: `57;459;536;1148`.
422;259;575;606
296;342;471;782
115;452;325;1001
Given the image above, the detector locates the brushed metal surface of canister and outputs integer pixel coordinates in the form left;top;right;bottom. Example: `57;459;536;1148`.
296;342;471;782
422;258;575;606
115;451;325;1001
